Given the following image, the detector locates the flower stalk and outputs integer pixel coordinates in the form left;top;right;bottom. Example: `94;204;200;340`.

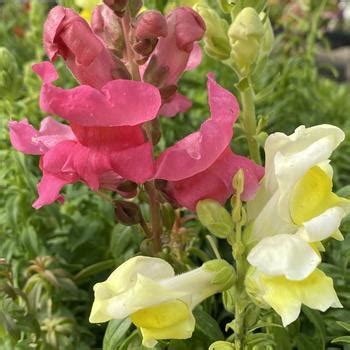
144;181;162;253
230;171;249;349
121;8;141;80
238;78;261;165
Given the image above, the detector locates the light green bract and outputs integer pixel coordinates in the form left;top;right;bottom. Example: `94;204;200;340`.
246;124;349;326
89;256;234;347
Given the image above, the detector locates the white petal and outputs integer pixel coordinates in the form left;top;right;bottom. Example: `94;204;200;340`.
264;125;344;195
107;256;175;294
247;234;321;280
107;274;187;319
250;191;295;242
296;206;346;242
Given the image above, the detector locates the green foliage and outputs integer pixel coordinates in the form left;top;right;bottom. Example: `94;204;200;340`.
197;199;234;239
1;0;350;349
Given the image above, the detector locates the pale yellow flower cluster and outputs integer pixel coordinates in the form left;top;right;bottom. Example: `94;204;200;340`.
246;125;349;326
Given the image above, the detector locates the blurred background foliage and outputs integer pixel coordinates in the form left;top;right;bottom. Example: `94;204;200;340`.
1;0;350;349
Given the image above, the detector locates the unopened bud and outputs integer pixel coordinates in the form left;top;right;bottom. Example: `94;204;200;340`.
161;203;175;231
203;259;236;291
133;37;158;57
194;1;230;60
135;10;168;40
111;58;132;80
244;267;270;309
228;7;264;76
92;5;125;54
259;13;274;59
116;181;137;198
209;341;235;350
114;200;142;225
142;56;169;87
103;0;128;16
159;85;177;102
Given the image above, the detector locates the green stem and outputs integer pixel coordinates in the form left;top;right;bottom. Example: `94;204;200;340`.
232;221;248;349
144;181;162;253
240;82;261;165
305;0;327;62
120;9;162;250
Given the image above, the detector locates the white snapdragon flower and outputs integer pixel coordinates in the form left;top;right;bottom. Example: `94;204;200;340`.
89;256;234;348
245;125;347;326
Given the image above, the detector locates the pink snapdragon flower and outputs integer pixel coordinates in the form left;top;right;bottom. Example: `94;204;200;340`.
9;62;161;208
44;6;129;88
155;75;264;211
141;7;205;117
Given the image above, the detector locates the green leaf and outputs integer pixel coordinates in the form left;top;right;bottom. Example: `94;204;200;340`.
168;340;190;350
337;185;350;198
337;321;350;332
74;259;116;283
103;318;132;350
196;199;233;239
193;308;224;342
302;307;326;349
331;336;350;344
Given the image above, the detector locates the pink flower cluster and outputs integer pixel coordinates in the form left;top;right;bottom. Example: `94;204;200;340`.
9;5;263;211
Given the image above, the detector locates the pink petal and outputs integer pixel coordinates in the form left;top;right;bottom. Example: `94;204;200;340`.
166;148;264;211
33;171;75;209
44;6;121;88
91;5;123;50
159;93;192;117
9;117;75;155
9;119;44;155
185;43;203;71
32;61;58;83
70;124;145;150
110;142;155;183
173;7;206;52
155;75;240;180
34;62;161;127
146;7;205;86
37;117;76;148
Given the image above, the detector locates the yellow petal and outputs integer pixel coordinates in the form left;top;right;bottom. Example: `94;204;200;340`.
131;300;189;329
290;166;340;224
260;269;342;327
140;312;195;347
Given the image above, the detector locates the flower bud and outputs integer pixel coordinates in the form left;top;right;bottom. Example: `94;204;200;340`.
92;5;124;54
228;7;264;76
132;11;167;61
244;267;270;309
209;341;235;350
103;0;128;16
204;259;236;291
159;85;177;102
115;181;138;198
142;56;169;87
133;38;158;58
160;202;175;231
194;1;230;60
259;13;274;59
0;47;20;98
134;10;168;40
114;200;142;225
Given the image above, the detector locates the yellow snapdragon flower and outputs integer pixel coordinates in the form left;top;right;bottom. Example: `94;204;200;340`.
246;124;348;326
89;256;234;348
